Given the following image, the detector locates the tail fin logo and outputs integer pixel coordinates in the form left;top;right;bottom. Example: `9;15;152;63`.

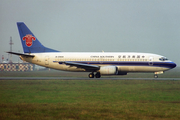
22;34;36;47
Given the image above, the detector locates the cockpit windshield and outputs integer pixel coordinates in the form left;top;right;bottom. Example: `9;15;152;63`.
159;57;168;61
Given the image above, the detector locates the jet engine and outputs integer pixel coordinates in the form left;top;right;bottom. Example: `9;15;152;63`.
99;66;118;75
99;66;127;75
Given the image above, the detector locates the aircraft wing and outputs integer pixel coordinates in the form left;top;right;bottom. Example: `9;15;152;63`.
7;52;35;57
58;61;100;71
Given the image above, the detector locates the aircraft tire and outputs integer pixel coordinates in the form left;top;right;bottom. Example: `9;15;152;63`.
95;72;101;78
89;73;94;78
154;74;158;78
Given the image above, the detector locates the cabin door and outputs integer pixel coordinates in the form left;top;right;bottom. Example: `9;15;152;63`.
149;57;153;66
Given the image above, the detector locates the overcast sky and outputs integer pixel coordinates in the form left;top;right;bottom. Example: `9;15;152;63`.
0;0;180;65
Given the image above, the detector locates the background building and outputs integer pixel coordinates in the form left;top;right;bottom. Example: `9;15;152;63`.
0;63;35;72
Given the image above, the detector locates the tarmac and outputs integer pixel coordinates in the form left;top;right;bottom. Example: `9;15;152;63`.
0;77;180;80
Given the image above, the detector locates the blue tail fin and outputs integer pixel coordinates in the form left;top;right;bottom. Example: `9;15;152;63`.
17;22;59;53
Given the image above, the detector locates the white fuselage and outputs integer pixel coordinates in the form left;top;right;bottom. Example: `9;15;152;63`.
20;52;175;73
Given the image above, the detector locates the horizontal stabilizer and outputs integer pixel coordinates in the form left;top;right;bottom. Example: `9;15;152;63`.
7;52;35;57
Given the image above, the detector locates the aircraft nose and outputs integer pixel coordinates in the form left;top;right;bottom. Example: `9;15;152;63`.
170;62;176;69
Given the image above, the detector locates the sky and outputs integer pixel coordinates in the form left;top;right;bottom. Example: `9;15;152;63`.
0;0;180;66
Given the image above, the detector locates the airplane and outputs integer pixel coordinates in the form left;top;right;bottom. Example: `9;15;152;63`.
8;22;176;78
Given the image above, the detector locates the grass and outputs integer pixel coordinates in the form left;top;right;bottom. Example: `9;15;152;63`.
0;79;180;119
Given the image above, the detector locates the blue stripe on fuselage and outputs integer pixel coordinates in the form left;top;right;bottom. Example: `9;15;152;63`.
55;61;176;69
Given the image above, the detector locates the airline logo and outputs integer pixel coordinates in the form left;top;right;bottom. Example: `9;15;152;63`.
22;34;36;47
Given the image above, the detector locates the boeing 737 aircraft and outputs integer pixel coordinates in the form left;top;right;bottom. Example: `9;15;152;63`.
8;22;176;78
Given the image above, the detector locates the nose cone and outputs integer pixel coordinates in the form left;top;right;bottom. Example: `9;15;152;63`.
170;62;176;69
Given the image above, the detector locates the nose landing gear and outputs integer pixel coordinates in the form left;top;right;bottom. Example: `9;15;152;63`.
154;74;158;78
154;71;163;78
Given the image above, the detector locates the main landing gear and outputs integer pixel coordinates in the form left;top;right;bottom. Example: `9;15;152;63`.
88;72;101;78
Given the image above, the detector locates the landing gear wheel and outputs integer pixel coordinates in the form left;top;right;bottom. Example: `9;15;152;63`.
154;74;158;78
95;72;101;78
88;73;94;78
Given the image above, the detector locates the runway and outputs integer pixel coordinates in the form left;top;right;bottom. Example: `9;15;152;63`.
0;77;180;80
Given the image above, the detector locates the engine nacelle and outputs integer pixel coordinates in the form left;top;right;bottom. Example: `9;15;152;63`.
100;66;118;75
99;66;128;75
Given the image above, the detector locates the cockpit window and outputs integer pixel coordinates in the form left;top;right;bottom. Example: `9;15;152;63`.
159;57;168;61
